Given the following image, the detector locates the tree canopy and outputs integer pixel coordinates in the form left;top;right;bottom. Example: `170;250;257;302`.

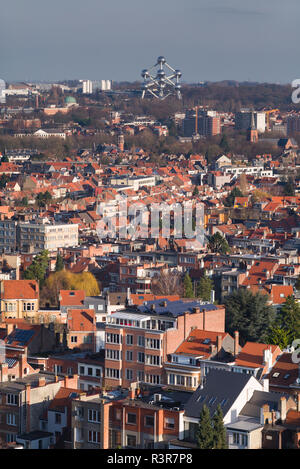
268;296;300;348
23;250;49;288
208;232;230;254
184;272;194;298
41;270;100;307
197;275;213;301
224;187;244;207
196;404;227;449
225;288;275;345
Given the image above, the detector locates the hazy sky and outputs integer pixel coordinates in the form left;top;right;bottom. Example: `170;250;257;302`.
1;0;299;83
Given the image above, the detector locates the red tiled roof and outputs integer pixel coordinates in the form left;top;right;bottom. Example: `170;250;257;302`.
175;329;229;358
60;290;85;306
2;280;39;299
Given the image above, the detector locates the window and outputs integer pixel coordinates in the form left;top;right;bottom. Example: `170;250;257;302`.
71;336;77;343
146;354;161;366
95;368;101;377
169;374;175;385
7;413;16;426
137;371;144;382
126;369;133;380
75;407;84;419
6;433;15;443
106;349;120;360
75;428;83;442
126;334;133;346
115;409;121;420
67;367;73;375
79;366;85;375
126;434;136;447
138;352;145;363
164;417;175;429
88;409;101;423
145;374;160;385
105;368;120;379
138;336;145;347
106;333;121;344
145;338;160;350
126;351;133;361
87;368;93;376
88;431;100;444
145;415;154;427
55;413;62;425
54;365;63;374
6;394;18;406
127;413;137;425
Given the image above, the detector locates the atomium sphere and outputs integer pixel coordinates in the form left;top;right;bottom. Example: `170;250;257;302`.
175;70;182;78
142;83;150;90
141;69;149;78
157;56;166;64
175;84;181;90
156;69;165;77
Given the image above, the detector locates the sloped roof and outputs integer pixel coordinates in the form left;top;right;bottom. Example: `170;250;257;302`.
184;369;255;419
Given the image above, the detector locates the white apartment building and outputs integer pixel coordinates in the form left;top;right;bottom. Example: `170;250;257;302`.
19;222;78;252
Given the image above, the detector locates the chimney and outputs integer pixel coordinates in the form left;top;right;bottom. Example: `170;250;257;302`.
261;403;270;425
19;354;28;378
217;335;222;355
280;396;287;421
234;331;239;357
193;307;200;314
202;309;206;330
297;393;300;412
0;362;8;382
6;323;15;336
263;347;273;372
38;376;46;387
25;384;31;433
129;388;135;400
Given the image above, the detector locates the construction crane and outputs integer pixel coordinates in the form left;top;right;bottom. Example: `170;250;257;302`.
264;109;280;131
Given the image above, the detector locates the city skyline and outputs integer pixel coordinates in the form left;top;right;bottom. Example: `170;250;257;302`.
1;0;300;84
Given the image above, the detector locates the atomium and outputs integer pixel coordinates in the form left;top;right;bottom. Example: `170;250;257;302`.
141;56;182;100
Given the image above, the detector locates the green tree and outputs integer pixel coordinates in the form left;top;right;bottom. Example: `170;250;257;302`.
196;405;214;449
220;134;230;153
277;296;300;342
0;174;9;189
212;404;228;449
36;191;52;208
225;288;276;345
55;253;64;272
23;250;49;288
208;232;230;254
224;187;243;207
267;326;291;349
197;275;213;301
19;196;28;206
184;272;194;298
193;186;199;197
283;178;295;196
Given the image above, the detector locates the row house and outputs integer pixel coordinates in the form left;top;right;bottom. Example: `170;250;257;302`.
0;371;77;447
104;299;225;389
71;384;191;449
0;280;39;320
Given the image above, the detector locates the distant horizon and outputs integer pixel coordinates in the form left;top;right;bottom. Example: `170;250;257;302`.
1;78;293;87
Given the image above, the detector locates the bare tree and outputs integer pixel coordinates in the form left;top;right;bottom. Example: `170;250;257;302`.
151;269;183;296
